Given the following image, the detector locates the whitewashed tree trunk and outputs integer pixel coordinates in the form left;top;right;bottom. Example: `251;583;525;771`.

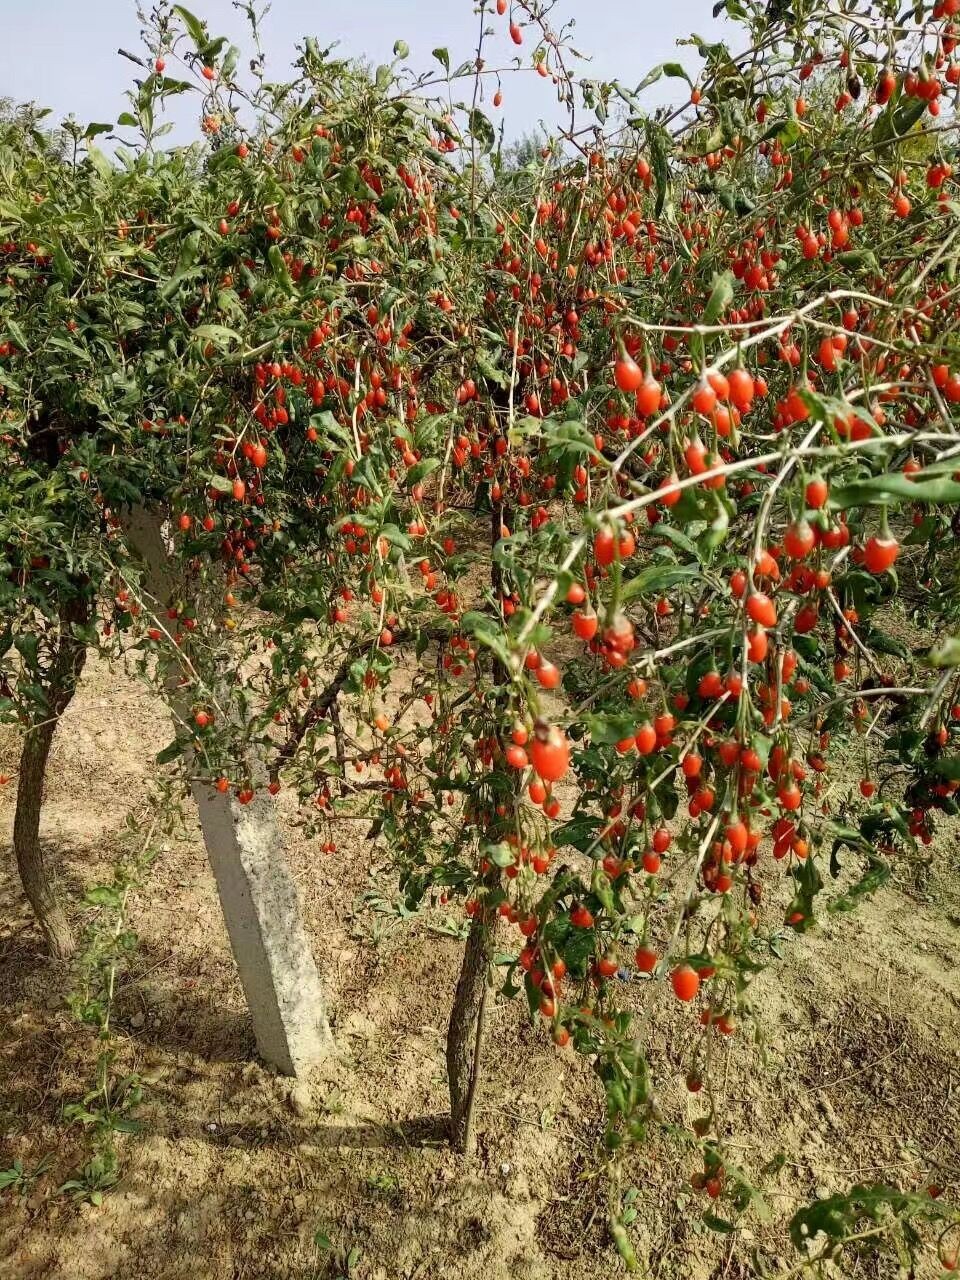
124;507;333;1077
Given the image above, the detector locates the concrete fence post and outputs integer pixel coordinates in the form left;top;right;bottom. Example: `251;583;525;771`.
124;506;333;1077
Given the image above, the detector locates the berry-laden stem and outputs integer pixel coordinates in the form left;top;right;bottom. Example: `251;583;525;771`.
13;593;90;959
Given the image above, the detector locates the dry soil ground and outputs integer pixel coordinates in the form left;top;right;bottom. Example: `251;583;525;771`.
1;647;959;1280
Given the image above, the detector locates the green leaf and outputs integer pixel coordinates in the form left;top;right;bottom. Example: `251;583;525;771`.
634;66;663;94
789;1184;946;1253
860;625;910;660
830;471;960;509
654;525;701;560
432;48;450;73
110;1117;143;1135
835;249;879;273
310;411;352;446
687;124;725;158
155;76;194;99
267;244;291;284
378;523;411;552
468;109;495;155
4;318;29;354
407;457;441;485
585;712;638;746
713;184;756;216
14;633;39;672
191;324;241;349
621;564;699;602
825;820;867;875
543;418;595;455
703;269;734;325
552;815;602;852
221;44;240;81
486;842;515;869
610;1218;639;1272
476;352;508;388
645;121;671;217
872;93;927;147
829;859;891;913
84;886;122;909
785;853;823;932
460;611;510;667
83;122;113;140
754;115;794;147
393;39;410;59
931;756;960;781
178;229;201;273
51;241;75;287
173;5;207;47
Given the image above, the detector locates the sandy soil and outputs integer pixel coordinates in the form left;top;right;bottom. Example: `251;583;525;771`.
1;648;959;1280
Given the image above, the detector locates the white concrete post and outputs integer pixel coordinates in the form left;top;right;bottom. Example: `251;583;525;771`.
124;506;333;1077
188;780;333;1075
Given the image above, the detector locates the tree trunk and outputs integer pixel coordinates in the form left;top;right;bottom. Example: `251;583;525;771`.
13;597;90;959
444;492;509;1152
446;910;494;1154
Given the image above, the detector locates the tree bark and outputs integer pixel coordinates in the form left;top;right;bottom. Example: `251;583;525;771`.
446;909;494;1154
445;491;510;1152
13;596;90;959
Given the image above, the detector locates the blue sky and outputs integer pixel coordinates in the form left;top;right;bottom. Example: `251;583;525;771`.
1;1;729;141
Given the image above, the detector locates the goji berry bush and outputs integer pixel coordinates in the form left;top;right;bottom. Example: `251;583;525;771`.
4;0;960;1269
